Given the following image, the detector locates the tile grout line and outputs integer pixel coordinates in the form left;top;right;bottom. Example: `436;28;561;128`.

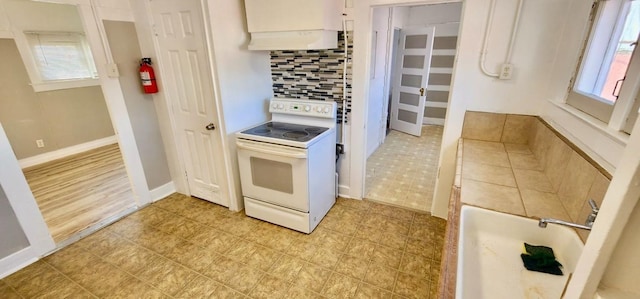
82;217;254;298
40;259;100;298
1;281;27;299
504;143;529;216
72;238;184;298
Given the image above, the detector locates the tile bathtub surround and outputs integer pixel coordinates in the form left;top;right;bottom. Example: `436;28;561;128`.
461;111;535;144
270;31;353;124
1;193;447;299
459;114;612;242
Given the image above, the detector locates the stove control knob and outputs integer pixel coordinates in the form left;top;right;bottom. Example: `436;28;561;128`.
271;103;278;109
277;103;284;109
304;105;311;112
324;107;331;113
315;106;322;112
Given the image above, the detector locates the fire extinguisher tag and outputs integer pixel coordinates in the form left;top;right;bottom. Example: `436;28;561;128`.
141;71;152;86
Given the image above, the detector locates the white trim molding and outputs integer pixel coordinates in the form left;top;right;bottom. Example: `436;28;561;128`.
0;123;55;279
423;117;445;125
19;135;118;169
150;181;176;202
338;184;351;199
31;78;101;93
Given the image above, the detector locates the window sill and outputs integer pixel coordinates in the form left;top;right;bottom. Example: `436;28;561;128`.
548;100;629;146
31;78;100;93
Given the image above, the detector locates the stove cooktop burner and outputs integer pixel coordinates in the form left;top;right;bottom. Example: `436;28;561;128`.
283;131;309;139
240;122;328;142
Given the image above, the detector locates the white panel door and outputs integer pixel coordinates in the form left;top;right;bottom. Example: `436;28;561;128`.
150;0;227;206
389;27;435;137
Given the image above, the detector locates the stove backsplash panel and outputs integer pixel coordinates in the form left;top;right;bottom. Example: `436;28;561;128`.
270;31;352;123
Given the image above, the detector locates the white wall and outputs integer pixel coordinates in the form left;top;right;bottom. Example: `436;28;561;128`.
406;4;460;37
366;7;391;157
599;198;640;295
0;2;9;36
391;6;408;29
205;0;273;210
406;3;461;27
2;0;83;32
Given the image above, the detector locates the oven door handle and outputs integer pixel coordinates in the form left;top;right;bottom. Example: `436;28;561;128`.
237;141;307;159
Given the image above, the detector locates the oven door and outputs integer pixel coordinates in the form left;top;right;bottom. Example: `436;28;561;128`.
236;139;309;212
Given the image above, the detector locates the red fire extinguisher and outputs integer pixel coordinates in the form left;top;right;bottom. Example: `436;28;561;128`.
139;57;158;94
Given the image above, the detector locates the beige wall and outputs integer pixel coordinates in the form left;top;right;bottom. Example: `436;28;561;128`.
0;39;115;160
103;21;171;190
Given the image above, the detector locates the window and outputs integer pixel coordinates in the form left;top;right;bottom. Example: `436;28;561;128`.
568;0;639;126
23;32;98;91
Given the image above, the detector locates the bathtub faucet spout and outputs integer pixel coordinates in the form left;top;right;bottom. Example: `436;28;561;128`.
538;218;592;230
538;199;599;231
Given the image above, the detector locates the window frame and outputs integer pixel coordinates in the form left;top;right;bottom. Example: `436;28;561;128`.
14;30;100;92
567;0;640;133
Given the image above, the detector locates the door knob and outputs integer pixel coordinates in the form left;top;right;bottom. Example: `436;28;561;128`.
205;123;216;130
419;87;425;96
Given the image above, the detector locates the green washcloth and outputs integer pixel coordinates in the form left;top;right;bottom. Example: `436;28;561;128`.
520;243;563;275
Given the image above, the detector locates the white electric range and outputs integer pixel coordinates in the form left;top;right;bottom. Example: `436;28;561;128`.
236;98;337;233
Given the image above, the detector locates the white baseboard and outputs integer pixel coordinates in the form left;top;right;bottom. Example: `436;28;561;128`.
0;247;38;280
150;181;176;202
423;118;445;126
19;136;118;169
338;185;351;199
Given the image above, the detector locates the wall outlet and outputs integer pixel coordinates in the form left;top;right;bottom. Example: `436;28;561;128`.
499;63;513;80
36;139;45;148
106;63;120;78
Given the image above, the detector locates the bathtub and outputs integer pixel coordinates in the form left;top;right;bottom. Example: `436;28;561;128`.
456;206;584;299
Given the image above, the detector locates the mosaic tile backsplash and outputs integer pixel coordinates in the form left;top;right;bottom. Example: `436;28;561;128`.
270;32;352;123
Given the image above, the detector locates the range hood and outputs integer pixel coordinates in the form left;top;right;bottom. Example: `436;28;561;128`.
244;0;342;51
248;30;337;51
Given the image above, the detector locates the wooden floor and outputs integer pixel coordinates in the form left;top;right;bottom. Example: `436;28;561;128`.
23;144;137;243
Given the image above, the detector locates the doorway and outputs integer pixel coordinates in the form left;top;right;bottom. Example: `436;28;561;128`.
0;1;138;244
364;3;462;211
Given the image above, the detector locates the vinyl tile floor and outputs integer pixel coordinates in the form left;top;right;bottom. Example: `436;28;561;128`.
366;125;444;211
1;193;447;299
